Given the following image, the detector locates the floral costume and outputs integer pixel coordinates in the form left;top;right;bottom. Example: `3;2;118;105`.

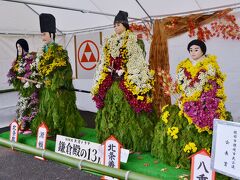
92;30;155;152
151;55;231;169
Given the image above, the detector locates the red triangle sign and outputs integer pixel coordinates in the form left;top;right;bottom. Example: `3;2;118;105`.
89;53;96;62
84;43;92;52
81;53;89;62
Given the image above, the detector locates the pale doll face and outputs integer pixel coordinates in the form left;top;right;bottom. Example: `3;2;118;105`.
16;44;23;56
189;45;204;60
114;22;126;35
41;32;53;44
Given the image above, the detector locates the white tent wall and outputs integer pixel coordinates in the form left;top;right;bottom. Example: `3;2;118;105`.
65;29;114;112
65;33;98;112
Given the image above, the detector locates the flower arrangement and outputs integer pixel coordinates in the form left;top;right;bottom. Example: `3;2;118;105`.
129;23;151;40
188;14;240;41
157;68;178;97
92;30;154;113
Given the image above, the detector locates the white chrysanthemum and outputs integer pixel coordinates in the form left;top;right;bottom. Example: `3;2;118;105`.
92;31;153;95
18;67;24;73
207;65;216;76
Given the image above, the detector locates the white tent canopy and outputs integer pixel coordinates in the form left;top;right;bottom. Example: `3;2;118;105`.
1;0;240;34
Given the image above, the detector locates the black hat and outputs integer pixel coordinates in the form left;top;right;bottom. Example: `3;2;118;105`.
114;10;129;29
16;39;29;53
39;13;56;33
187;39;207;55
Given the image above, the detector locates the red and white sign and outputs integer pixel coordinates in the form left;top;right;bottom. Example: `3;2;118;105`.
102;135;122;180
190;149;215;180
35;122;49;160
9;119;19;143
78;40;99;71
75;32;101;79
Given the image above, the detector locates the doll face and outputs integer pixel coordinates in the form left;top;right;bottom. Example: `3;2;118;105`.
16;44;23;56
114;22;126;35
189;45;204;60
41;32;53;44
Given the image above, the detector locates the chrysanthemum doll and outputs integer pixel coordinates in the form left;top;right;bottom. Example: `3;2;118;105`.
30;13;85;138
151;39;232;169
7;39;40;134
91;10;156;152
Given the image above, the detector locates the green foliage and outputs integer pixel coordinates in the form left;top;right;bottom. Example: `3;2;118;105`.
31;43;85;138
152;105;217;169
96;82;157;152
137;39;146;58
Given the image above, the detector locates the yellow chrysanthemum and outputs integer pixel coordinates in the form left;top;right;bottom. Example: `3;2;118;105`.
183;142;197;153
162;111;170;124
38;45;67;79
161;105;169;112
167;127;179;139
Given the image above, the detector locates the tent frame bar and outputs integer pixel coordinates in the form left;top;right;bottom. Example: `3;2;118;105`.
24;3;63;35
151;2;240;18
1;0;240;35
2;0;145;22
135;0;153;24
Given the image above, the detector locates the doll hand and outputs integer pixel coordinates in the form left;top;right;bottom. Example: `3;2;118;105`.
107;66;114;72
21;79;26;83
36;83;41;89
23;82;30;89
116;69;124;76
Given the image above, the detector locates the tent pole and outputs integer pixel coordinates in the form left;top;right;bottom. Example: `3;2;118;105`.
135;0;153;24
134;0;153;36
65;34;74;49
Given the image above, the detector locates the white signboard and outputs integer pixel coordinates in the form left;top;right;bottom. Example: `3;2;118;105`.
55;135;129;165
10;120;19;142
35;122;48;160
55;135;102;164
191;153;215;180
36;127;47;149
211;119;240;179
103;136;121;180
104;139;120;168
